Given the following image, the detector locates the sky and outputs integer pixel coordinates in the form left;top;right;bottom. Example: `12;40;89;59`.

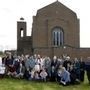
0;0;90;51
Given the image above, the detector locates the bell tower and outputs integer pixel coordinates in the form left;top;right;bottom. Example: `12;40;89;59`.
17;17;27;55
17;17;27;39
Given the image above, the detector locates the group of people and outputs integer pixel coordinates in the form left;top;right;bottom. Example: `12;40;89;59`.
0;53;90;86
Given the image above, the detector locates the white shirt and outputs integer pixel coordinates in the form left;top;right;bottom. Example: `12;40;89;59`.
40;71;47;78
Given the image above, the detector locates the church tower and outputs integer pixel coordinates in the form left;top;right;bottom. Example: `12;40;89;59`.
17;18;27;54
17;17;32;55
17;17;27;39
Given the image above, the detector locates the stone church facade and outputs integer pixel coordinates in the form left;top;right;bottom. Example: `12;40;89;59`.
17;1;90;58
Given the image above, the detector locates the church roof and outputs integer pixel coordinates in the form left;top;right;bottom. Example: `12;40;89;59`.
37;1;76;16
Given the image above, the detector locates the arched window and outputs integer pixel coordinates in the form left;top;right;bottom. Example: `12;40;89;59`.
52;27;64;46
20;28;24;37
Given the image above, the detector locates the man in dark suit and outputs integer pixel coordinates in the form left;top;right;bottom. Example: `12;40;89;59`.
51;56;57;81
80;57;85;82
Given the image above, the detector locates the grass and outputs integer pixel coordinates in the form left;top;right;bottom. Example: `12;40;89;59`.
0;74;90;90
0;54;90;90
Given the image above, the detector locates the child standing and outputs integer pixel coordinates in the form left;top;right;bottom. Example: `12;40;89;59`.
40;69;48;82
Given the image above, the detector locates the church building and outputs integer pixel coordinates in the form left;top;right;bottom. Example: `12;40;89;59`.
17;1;90;58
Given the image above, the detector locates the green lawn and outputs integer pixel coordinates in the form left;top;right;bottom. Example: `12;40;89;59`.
0;75;90;90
